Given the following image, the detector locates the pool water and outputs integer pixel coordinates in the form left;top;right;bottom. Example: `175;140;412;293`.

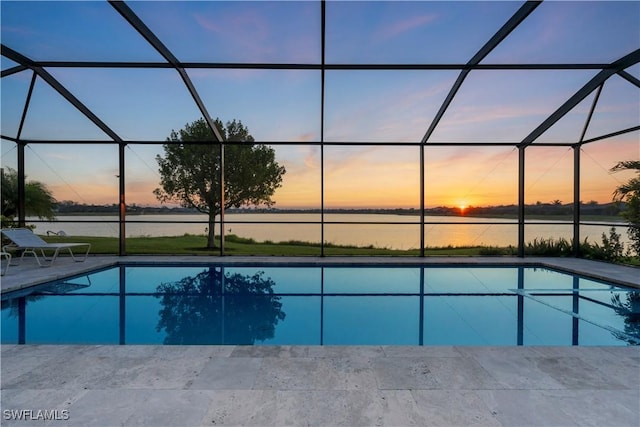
2;265;638;346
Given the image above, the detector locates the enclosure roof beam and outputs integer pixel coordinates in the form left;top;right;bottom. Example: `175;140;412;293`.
1;44;123;143
519;49;640;148
109;0;224;143
1;64;28;78
421;0;542;143
0;134;18;142
618;70;640;88
580;125;640;146
578;83;604;144
8;61;614;71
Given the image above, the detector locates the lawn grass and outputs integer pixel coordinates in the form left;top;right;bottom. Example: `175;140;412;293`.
43;234;492;256
33;233;640;264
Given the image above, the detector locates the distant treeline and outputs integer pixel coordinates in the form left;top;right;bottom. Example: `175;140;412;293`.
55;201;196;215
55;201;625;217
437;201;624;217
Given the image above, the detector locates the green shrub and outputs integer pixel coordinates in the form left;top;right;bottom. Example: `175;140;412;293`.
581;227;625;262
224;234;256;244
524;237;573;256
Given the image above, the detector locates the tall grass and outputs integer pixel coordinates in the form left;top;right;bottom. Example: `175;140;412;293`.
524;237;573;256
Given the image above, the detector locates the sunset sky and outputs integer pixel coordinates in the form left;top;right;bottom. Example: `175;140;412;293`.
1;1;638;209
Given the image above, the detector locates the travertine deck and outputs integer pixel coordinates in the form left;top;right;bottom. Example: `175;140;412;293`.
1;256;638;426
1;344;638;426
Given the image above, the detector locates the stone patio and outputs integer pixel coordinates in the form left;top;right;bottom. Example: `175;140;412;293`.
1;256;638;426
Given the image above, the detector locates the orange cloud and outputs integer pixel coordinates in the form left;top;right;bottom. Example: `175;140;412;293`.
50;183;118;205
296;132;317;143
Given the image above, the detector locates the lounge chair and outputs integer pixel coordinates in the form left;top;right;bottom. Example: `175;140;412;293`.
1;228;91;267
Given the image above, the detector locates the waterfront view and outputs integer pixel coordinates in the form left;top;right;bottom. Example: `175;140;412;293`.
2;2;639;426
29;213;630;251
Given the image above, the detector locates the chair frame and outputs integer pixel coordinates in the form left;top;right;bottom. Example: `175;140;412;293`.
1;228;91;267
1;251;10;275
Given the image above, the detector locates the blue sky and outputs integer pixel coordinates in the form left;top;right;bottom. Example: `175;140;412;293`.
1;1;639;208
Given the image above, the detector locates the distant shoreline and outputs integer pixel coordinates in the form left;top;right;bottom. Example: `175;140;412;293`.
52;205;626;224
55;201;624;220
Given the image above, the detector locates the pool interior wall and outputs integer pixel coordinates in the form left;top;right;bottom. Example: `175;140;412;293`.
2;257;639;346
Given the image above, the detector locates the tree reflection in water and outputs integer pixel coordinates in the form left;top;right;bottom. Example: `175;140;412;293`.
611;290;640;345
155;268;285;345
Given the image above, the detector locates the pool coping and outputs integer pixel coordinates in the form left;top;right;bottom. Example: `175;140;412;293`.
2;255;638;295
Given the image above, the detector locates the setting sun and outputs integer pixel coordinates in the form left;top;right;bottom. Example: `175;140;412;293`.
454;199;470;214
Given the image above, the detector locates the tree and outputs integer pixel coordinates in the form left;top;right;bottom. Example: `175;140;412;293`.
1;167;57;228
611;160;640;256
154;118;286;249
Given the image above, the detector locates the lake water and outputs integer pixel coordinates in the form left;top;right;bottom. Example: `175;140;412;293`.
29;213;629;250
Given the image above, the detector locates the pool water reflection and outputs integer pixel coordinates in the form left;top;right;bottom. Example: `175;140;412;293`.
2;265;638;346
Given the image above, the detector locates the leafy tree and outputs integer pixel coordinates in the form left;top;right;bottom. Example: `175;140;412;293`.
154;118;286;249
155;268;285;345
1;167;57;228
611;160;640;256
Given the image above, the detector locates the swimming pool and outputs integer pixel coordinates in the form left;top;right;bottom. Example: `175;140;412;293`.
2;264;638;346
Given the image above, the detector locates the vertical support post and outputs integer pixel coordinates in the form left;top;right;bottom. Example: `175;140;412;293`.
518;146;526;257
119;143;126;255
17;142;26;228
320;147;325;257
573;83;601;257
320;0;326;257
220;142;225;256
420;145;425;257
573;146;581;257
15;72;36;229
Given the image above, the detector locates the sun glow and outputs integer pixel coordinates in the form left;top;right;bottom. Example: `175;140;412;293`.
454;199;471;214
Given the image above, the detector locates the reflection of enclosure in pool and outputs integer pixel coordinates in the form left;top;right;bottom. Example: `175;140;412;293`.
2;265;638;346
